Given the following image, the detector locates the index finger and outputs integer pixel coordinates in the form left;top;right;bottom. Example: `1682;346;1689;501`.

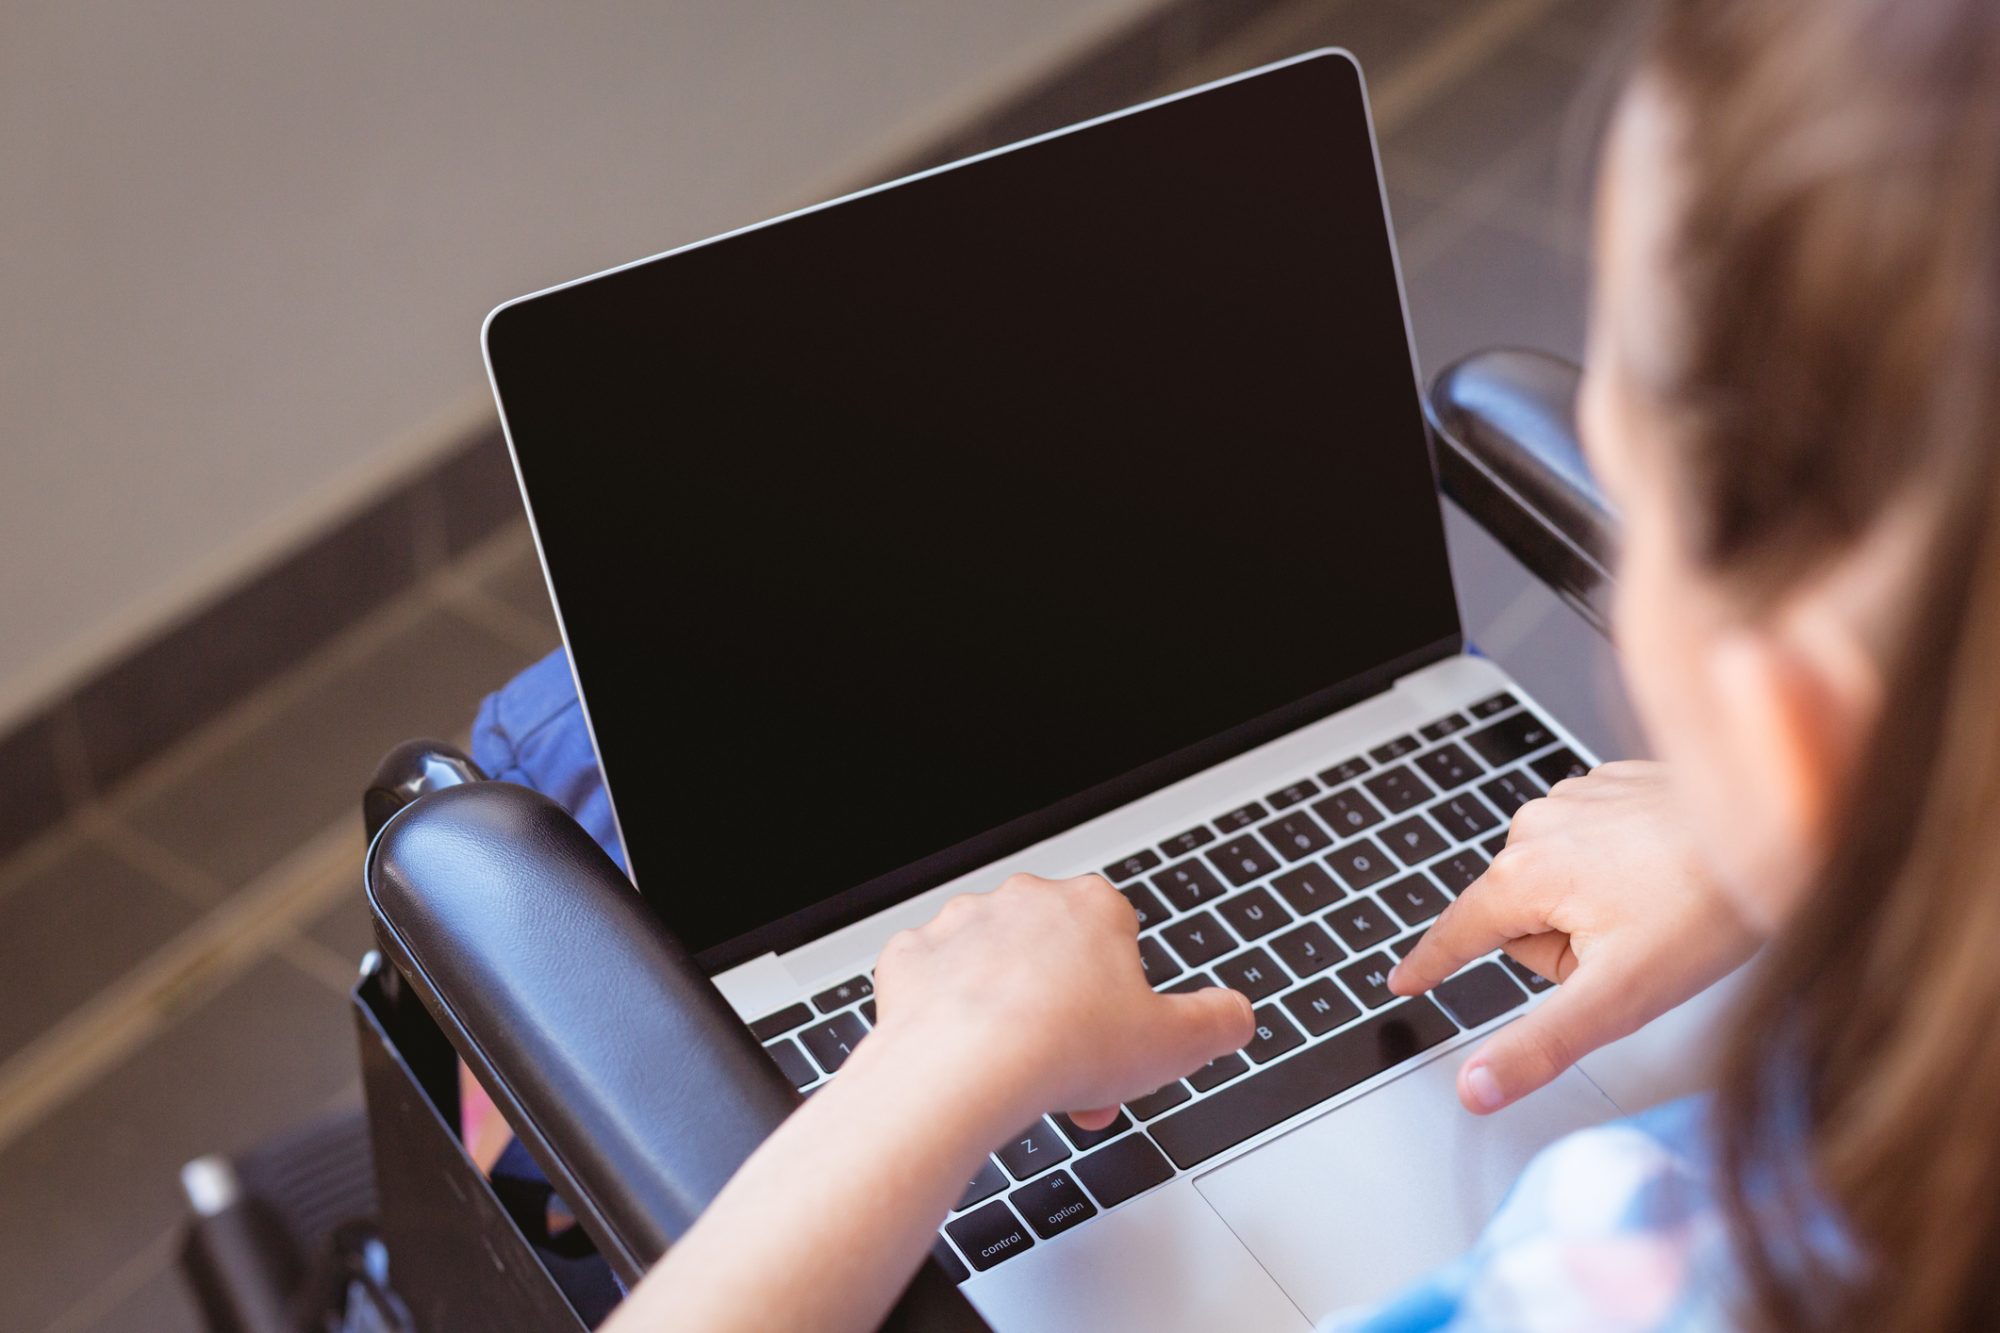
1387;855;1554;995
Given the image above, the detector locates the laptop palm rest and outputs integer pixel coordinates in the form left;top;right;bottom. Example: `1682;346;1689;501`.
1195;1046;1617;1322
964;1177;1312;1332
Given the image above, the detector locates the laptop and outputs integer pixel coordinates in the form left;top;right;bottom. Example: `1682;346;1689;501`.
482;49;1731;1331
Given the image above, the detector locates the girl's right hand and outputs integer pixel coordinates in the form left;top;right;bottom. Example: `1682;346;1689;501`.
1387;761;1761;1114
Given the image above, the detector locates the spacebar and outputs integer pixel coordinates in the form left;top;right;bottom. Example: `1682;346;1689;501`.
1151;998;1457;1169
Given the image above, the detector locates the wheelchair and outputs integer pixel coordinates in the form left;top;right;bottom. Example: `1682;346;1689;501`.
175;347;1613;1332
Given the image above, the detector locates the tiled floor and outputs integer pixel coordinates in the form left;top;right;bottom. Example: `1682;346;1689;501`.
0;1;1636;1327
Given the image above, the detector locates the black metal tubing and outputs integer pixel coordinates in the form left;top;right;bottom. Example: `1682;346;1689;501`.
1427;348;1615;632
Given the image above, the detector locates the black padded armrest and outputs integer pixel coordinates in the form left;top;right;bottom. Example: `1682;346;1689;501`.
366;781;985;1329
1426;348;1616;631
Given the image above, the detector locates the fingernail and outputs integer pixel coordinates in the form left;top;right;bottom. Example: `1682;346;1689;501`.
1385;961;1406;992
1464;1063;1506;1111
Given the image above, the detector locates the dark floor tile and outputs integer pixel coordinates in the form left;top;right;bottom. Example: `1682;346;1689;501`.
1404;216;1588;377
76;1257;205;1333
121;608;534;891
304;889;378;970
0;956;358;1331
0;707;73;863
1381;31;1585;182
1282;0;1464;86
426;424;529;562
0;837;202;1066
73;487;427;796
1546;0;1648;45
481;543;562;648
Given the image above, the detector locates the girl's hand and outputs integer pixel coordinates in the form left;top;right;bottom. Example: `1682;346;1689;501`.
871;873;1255;1134
1387;761;1760;1114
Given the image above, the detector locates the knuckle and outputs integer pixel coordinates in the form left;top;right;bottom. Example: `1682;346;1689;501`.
999;872;1039;894
1519;1021;1576;1075
1547;774;1590;800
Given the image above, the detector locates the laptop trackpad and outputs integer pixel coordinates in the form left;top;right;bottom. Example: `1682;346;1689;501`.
1195;1050;1617;1323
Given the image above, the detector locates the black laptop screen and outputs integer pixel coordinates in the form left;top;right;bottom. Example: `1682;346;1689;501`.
485;53;1460;966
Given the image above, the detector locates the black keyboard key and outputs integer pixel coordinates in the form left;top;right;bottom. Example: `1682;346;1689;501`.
1214;946;1289;1000
1317;755;1370;784
1103;849;1162;884
1120;883;1172;931
1431;850;1489;894
1259;811;1333;863
1466;711;1556;766
1413;741;1484;791
1311;786;1386;835
1152;1000;1456;1168
946;1201;1034;1271
800;1011;869;1073
1482;833;1511;858
1138;934;1183;986
1053;1111;1132;1151
765;1038;816;1089
1364;764;1434;814
1164;971;1217;993
1326;838;1395;892
1434;962;1530;1028
932;1236;969;1285
1161;911;1236;967
1531;747;1590;786
1246;1004;1306;1064
1011;1169;1097;1239
860;998;877;1025
1151;859;1227;911
1380;814;1450;866
959;1157;1007;1210
1187;1051;1250;1092
1283;978;1361;1036
1127;1080;1192;1120
1381;874;1451;927
1269;921;1342;978
1369;734;1420;763
1158;825;1216;858
1389;934;1424;958
1208;834;1282;887
812;975;874;1013
997;1118;1072;1179
1337;952;1399;1008
1074;1133;1175;1208
748;1003;812;1042
1419;712;1472;742
1327;898;1398;952
1504;955;1556;993
1480;769;1542;817
1266;778;1320;810
1215;801;1268;833
1215;887;1289;941
1272;862;1344;915
1469;691;1517;719
1432;793;1501;841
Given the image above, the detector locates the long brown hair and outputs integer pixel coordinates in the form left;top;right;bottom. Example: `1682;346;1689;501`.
1637;0;2000;1326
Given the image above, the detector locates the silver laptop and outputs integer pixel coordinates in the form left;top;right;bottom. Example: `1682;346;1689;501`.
482;49;1730;1331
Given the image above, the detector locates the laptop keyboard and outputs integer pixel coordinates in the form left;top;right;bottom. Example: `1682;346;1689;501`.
745;690;1588;1281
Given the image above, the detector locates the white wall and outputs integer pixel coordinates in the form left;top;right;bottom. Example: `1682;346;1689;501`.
0;0;1156;727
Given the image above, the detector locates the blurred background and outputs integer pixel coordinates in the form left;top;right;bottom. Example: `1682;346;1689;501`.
0;0;1632;1327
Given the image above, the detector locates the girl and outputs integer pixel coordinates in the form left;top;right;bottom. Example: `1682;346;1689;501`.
605;0;2000;1325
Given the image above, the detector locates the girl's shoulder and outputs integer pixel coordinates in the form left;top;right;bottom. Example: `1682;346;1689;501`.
1333;1095;1740;1333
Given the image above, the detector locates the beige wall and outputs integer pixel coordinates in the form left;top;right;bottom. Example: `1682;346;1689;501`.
0;0;1156;728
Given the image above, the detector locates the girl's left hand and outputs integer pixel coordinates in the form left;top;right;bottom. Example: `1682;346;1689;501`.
871;872;1256;1133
